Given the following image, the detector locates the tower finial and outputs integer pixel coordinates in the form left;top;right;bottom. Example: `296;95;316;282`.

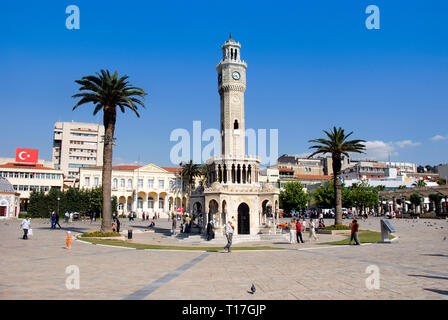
229;32;232;40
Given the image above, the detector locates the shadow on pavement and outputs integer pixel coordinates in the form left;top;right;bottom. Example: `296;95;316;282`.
421;253;448;258
424;288;448;296
408;274;448;281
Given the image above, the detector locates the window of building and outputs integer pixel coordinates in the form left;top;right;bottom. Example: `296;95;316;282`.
120;179;125;187
9;172;14;178
137;197;143;209
148;197;154;209
127;179;132;189
148;179;154;189
94;177;99;186
85;177;90;186
138;179;143;189
14;172;19;178
158;179;164;190
113;178;118;189
159;198;164;210
19;185;24;191
20;173;24;178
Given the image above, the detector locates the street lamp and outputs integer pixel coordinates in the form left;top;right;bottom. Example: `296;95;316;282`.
57;197;60;217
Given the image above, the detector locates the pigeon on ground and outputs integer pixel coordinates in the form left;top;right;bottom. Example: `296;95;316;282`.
443;237;446;241
250;284;256;294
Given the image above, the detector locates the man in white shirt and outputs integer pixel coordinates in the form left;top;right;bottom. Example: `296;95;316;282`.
308;218;318;242
20;216;31;240
223;220;234;252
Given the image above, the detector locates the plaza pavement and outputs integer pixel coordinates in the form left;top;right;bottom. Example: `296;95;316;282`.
0;216;447;300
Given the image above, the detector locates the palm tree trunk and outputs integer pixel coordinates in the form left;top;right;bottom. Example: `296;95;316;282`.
101;107;116;232
332;154;343;225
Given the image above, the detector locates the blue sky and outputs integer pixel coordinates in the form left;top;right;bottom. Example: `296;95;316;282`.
1;0;447;167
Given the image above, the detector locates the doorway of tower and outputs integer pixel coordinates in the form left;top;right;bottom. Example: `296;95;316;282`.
237;202;250;234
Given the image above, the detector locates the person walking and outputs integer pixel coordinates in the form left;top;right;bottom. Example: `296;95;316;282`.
50;211;56;229
69;212;73;223
206;219;215;241
54;212;62;229
65;211;69;223
93;212;97;222
349;219;360;245
308;218;318;242
288;219;296;244
114;214;121;233
142;212;145;221
295;218;304;243
20;216;31;240
223;220;234;252
172;216;177;236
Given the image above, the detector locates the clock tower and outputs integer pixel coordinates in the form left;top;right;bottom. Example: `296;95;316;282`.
217;35;247;158
189;35;280;239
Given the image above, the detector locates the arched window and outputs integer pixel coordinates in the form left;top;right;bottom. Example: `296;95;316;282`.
234;120;239;129
237;164;241;183
112;178;118;189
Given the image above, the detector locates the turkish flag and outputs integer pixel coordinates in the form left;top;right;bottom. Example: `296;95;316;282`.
16;148;39;163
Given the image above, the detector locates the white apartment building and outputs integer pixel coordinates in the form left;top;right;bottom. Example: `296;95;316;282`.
52;121;105;181
79;164;187;218
0;162;64;212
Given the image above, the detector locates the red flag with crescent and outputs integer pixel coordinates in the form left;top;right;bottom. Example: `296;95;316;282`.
16;148;39;163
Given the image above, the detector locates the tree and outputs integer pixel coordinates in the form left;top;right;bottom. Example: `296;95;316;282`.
73;70;146;231
280;182;310;213
428;194;443;214
409;193;421;213
437;178;446;186
397;185;407;189
350;181;379;213
181;160;201;193
308;127;366;225
412;180;426;188
313;181;353;209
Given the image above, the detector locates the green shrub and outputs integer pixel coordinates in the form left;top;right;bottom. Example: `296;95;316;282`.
323;224;351;230
80;230;121;238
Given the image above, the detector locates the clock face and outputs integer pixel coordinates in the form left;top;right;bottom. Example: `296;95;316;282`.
232;71;241;80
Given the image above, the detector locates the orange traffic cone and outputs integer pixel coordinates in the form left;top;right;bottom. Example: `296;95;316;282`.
66;231;72;250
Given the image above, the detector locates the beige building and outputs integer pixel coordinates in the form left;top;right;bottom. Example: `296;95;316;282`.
79;164;186;218
191;36;280;237
52;121;105;184
0;162;64;212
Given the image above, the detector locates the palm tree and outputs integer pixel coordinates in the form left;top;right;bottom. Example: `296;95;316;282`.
73;70;146;232
308;127;366;225
412;180;426;188
198;164;209;187
181;161;201;193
